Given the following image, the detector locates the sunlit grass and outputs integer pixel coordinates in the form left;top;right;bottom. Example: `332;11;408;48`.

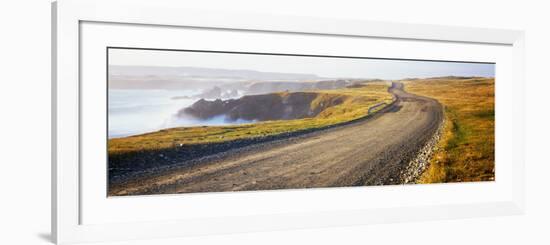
404;77;495;183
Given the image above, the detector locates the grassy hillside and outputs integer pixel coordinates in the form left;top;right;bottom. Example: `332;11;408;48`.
109;82;393;157
404;77;495;183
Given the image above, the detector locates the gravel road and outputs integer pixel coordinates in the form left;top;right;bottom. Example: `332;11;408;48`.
109;82;444;195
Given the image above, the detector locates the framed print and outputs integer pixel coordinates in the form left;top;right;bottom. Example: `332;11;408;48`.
52;0;525;244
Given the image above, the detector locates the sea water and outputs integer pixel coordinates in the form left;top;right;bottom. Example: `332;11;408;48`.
108;89;250;138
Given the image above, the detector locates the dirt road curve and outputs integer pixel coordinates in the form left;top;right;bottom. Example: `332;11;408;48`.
110;82;444;195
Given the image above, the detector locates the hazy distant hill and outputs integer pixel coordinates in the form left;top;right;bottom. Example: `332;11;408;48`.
108;65;322;90
245;80;348;95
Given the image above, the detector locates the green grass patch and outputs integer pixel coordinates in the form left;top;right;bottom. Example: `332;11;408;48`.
445;109;469;151
473;109;495;120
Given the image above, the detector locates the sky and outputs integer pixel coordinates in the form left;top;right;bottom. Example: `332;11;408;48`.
109;48;495;80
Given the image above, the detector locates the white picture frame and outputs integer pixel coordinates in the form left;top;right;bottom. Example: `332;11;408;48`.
52;0;525;244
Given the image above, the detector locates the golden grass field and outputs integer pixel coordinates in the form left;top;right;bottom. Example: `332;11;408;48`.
404;77;495;183
108;82;393;158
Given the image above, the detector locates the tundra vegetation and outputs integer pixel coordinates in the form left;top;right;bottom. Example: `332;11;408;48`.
403;77;495;183
108;81;393;163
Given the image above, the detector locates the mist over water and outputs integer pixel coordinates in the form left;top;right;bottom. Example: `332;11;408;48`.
108;89;252;139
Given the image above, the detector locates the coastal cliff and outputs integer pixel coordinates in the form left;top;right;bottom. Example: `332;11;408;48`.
179;92;349;122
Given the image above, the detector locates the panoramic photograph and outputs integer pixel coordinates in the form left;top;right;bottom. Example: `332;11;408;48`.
107;48;495;196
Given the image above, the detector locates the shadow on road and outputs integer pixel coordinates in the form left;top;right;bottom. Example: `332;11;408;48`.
386;105;403;113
